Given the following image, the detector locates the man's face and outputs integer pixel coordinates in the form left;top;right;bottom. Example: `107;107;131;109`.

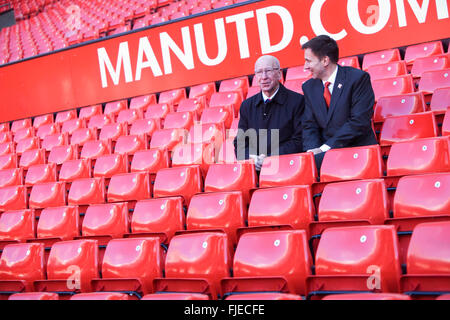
254;58;281;96
304;48;327;80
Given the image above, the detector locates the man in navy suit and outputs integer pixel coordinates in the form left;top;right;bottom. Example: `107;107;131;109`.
301;35;377;171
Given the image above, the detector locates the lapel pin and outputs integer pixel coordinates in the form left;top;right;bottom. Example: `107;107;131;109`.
338;83;342;89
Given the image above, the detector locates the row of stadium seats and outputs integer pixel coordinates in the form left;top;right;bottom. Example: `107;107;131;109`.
0;221;449;300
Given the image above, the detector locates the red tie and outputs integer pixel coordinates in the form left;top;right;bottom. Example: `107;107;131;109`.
324;81;331;108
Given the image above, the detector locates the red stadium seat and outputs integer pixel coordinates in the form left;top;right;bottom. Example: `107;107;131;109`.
42;133;69;152
144;103;174;122
177;97;206;118
419;68;450;95
200;106;233;129
0;209;35;246
307;225;401;299
129;94;157;111
0;243;45;295
114;134;147;155
0;131;12;144
187;123;224;151
259;152;318;188
93;154;128;179
88;114;115;130
70;128;97;146
130;148;170;176
107;172;151;203
104;99;128;118
189;82;216;103
158;88;186;106
154;231;231;299
11;118;32;134
386;136;450;176
13;127;35;143
142;293;210;300
411;54;449;79
209;91;243;115
222;230;312;297
0;153;17;170
80;202;129;240
33;114;53;129
368;61;408;81
35;206;80;242
16;137;40;154
171;142;215;178
129;197;184;242
47;145;79;166
0;142;14;156
116;108;143;125
283;78;309;95
429;87;450;113
0;168;23;188
59;159;91;182
99;122;128;142
0;185;28;211
401;221;450;299
225;293;302;300
153;165;202;206
217;139;237;164
219;76;249;99
443;109;450;136
204;162;256;205
362;48;401;70
372;75;415;101
248;185;314;232
25;163;57;186
55;110;77;125
91;237;163;299
29;181;66;209
374;92;426;123
79;105;102;121
150;128;185;152
187;191;245;245
320;145;383;182
68;177;106;206
285;65;311;81
80;139;112;160
404;41;444;66
129;118;159;137
379;112;438;146
338;56;360;69
322;293;410;300
61;118;86;136
36;123;60;140
163;111;195;130
8;292;59;300
70;292;128;300
34;240;99;295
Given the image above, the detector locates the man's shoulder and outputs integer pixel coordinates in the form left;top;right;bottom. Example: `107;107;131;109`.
339;65;368;80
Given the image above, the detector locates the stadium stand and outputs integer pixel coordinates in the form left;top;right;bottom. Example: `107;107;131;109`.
0;0;449;302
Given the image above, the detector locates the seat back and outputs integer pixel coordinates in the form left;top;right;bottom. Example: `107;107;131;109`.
25;163;57;186
29;181;66;209
93;154;128;179
372;75;414;100
82;202;129;238
429;87;450;113
0;209;35;241
374;92;426;122
419;68;450;94
362;48;400;70
68;177;105;206
0;185;27;211
107;172;151;203
48;145;79;165
404;41;444;65
130;148;170;174
59;159;91;182
0;168;23;188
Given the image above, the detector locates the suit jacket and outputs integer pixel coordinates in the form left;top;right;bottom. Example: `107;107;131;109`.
234;84;305;160
302;65;377;151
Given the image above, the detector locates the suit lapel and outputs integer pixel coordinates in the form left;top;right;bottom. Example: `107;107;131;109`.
326;65;345;124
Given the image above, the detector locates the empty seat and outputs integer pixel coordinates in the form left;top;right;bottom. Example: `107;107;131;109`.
59;159;91;182
0;142;14;156
68;177;106;206
374;92;426;122
142;293;209;300
41;133;69;152
149;128;185;152
209;92;243;115
13;127;35;143
55;110;77;125
81;202;129;240
48;145;79;166
130;197;184;241
222;230;312;297
0;243;45;294
153;165;202;206
8;292;59;300
36;123;60;140
16;137;40;154
104;99;128;118
171;142;214;178
99;122;128;142
322;293;410;300
419;68;450;94
187;123;224;151
189;82;216;102
129;94;157;111
154;232;231;299
158;88;186;106
130;148;170;175
11;118;32;134
200;106;233;129
0;168;23;188
91;238;163;299
0;185;27;211
401;221;450;298
204;162;256;205
117;109;143;126
35;206;80;242
225;293;303;300
320;145;383;182
307;225;401;299
164;111;195;130
0;209;35;245
362;48;401;70
177;97;206;118
411;54;449;79
283;78;308;94
187;191;245;245
114;134;147;155
338;56;360;69
29;181;66;209
107;172;151;203
285;65;311;81
372;75;415;100
219;76;249;98
386;136;450;176
443;109;450;136
217;139;237;164
0;131;12;144
25;163;57;186
259;152;318;188
70;292;129;300
248;185;314;232
379;112;438;145
88;114;115;130
79;104;102;121
70;128;97;146
404;41;444;66
34;239;99;294
368;61;408;81
0;153;17;170
129;118;159;137
430;87;450;113
93;154;128;179
33;114;54;129
144;103;174;122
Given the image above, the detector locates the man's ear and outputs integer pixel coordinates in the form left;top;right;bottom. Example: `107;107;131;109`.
322;55;330;67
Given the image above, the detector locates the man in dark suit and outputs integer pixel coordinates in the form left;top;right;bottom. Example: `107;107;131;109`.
234;55;305;170
301;35;377;171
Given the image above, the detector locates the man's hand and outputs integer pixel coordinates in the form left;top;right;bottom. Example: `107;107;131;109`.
307;148;323;155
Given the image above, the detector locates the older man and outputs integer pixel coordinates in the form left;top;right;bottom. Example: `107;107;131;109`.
234;55;305;170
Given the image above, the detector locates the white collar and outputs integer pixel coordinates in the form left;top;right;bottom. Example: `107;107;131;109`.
322;65;338;92
262;86;280;102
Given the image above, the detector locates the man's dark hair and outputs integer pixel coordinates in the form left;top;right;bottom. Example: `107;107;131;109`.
302;35;339;64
